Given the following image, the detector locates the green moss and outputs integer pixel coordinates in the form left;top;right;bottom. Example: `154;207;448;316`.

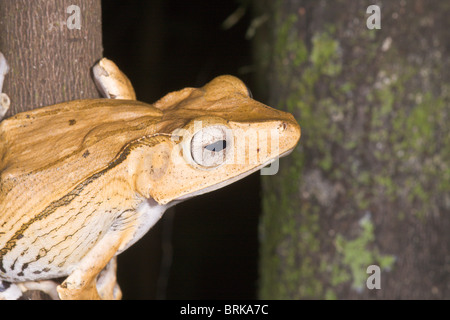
329;263;351;287
258;0;450;300
363;52;450;219
404;93;440;152
276;27;344;171
273;13;309;83
260;12;346;298
310;32;342;76
260;162;323;299
373;174;397;200
324;289;338;300
334;215;396;291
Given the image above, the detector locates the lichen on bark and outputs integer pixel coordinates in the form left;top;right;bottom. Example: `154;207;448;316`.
255;0;450;299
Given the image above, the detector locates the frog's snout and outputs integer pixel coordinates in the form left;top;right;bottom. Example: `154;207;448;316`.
275;113;301;155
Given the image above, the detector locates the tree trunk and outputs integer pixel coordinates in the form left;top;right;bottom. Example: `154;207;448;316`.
0;0;102;299
255;0;450;299
0;0;102;117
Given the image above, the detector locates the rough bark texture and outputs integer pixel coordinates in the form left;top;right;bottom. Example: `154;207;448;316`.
0;0;102;299
255;0;450;299
0;0;102;116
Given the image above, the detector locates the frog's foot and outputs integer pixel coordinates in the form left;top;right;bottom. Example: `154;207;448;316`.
57;258;122;300
57;277;101;300
93;58;136;100
0;52;10;120
57;231;123;300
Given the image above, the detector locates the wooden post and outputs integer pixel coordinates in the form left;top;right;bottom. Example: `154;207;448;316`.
0;0;103;299
0;0;102;116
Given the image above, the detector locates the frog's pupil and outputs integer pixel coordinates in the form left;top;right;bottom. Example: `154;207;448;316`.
205;140;226;152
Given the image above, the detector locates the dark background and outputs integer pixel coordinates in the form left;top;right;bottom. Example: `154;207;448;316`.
102;0;260;299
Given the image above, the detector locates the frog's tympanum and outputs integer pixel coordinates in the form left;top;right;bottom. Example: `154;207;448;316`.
0;53;300;300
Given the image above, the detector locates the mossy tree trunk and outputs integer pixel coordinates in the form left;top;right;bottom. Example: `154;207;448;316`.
0;0;102;299
255;0;450;299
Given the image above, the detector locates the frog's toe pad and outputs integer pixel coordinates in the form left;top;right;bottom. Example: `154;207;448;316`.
0;93;10;120
92;58;136;100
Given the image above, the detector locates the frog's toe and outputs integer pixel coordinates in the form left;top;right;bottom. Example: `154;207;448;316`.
57;278;101;300
0;93;10;120
0;51;9;121
92;58;136;100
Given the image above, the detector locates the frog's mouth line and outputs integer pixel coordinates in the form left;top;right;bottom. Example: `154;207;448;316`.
173;148;294;202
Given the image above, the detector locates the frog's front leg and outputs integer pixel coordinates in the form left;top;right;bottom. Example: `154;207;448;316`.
0;52;10;120
56;231;123;300
93;58;136;100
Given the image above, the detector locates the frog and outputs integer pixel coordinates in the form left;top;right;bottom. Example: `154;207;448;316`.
0;52;300;300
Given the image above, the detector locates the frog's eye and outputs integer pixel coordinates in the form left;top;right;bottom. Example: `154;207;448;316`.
191;125;231;168
204;139;227;152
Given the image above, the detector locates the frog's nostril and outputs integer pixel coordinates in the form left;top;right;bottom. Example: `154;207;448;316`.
278;118;301;148
278;122;288;132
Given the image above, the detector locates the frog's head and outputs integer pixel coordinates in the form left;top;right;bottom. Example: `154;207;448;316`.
138;75;300;205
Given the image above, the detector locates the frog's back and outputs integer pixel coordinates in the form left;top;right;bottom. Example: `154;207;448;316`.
0;99;164;280
0;98;162;207
1;100;158;217
0;98;161;177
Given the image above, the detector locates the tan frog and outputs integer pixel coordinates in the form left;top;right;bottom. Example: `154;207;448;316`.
0;54;300;300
